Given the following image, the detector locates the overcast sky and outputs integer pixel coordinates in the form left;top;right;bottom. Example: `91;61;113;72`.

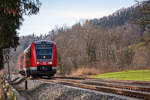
18;0;142;36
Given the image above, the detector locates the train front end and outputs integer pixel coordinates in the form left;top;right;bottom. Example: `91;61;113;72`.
30;41;57;77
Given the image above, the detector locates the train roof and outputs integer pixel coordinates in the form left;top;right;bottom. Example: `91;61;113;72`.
34;40;55;44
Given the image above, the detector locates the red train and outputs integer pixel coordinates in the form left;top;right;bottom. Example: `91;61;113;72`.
19;40;57;78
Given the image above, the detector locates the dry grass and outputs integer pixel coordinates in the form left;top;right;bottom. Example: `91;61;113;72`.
0;70;5;100
69;67;102;76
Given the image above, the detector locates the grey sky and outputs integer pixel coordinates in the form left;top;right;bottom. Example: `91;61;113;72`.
19;0;141;36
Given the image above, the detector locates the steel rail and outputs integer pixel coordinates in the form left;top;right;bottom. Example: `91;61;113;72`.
40;79;150;99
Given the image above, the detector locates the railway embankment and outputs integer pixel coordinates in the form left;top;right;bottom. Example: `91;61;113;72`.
11;76;142;100
1;76;25;100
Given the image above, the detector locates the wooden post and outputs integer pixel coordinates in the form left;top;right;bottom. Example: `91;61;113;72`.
25;80;28;90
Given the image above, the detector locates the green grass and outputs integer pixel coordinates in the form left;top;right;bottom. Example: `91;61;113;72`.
90;70;150;81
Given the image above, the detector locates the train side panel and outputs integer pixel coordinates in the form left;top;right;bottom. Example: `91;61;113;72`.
52;43;57;67
30;42;37;68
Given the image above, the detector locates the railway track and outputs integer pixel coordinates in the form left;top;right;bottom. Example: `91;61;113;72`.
39;76;150;100
11;75;150;99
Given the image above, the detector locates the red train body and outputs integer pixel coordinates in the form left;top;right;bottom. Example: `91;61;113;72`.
20;40;57;77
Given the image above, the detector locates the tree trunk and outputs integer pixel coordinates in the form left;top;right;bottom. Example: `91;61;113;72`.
0;49;4;70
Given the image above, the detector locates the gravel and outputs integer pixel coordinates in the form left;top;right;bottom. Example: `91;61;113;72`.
14;79;143;100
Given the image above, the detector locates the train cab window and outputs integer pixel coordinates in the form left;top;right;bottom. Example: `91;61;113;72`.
36;48;52;55
35;43;53;60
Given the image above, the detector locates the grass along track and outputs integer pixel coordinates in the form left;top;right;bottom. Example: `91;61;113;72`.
90;70;150;81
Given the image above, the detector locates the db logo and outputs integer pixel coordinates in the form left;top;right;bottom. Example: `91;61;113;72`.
43;56;46;59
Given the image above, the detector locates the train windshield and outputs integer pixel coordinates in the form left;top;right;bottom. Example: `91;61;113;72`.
35;43;53;61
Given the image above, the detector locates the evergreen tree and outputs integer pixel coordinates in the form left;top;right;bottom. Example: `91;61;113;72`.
0;0;41;69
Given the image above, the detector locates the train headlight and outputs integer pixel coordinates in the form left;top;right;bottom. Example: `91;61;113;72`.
48;62;52;64
37;61;40;64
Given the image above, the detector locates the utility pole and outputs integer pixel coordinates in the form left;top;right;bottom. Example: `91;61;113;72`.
3;49;11;81
6;54;10;81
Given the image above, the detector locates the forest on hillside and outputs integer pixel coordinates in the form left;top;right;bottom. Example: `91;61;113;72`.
6;0;150;76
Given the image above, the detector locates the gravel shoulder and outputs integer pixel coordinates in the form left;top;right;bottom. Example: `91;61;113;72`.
13;79;143;100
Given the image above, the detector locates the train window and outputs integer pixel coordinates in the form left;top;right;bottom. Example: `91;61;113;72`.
29;48;31;57
35;43;53;60
36;49;52;55
25;53;30;67
27;48;31;57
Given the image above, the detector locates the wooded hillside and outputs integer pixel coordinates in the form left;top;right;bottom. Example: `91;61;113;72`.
52;0;150;75
7;0;150;76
